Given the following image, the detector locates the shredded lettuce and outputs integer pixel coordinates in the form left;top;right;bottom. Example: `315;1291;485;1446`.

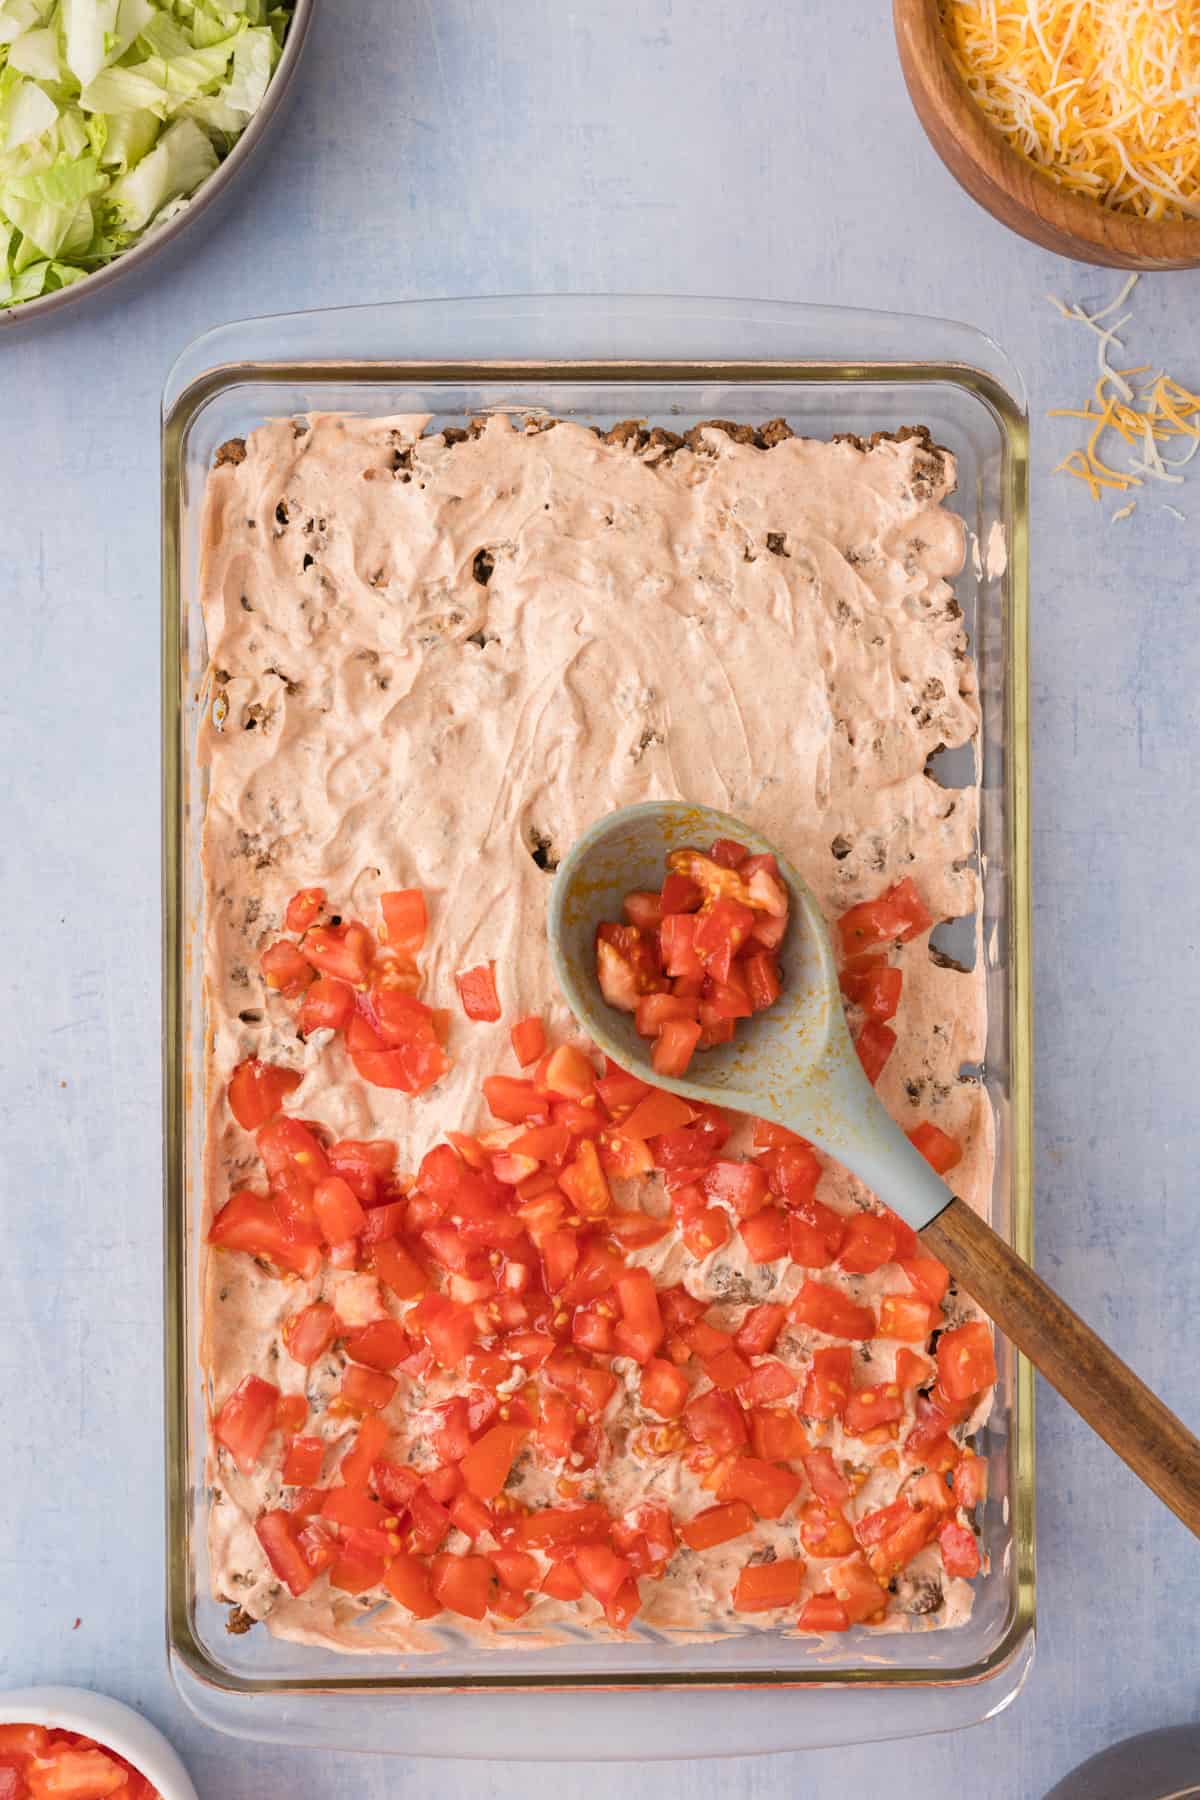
0;0;290;307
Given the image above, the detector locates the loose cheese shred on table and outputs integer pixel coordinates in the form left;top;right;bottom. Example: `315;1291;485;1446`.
1046;273;1199;519
939;0;1200;221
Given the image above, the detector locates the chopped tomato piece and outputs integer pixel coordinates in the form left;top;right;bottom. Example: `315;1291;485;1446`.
749;1405;808;1462
312;1174;367;1243
608;1209;670;1249
843;1383;905;1435
641;1358;691;1418
732;1558;804;1612
703;1159;769;1218
837;878;932;960
791;1280;876;1340
738;1359;796;1404
718;1456;803;1519
283;1435;324;1485
739;1207;791;1264
802;1447;850;1503
511;1014;547;1067
208;1188;320;1279
744;951;782;1011
894;1346;933;1390
660;912;704;981
384;1551;441;1618
327;1137;396;1205
450;1492;494;1540
703;1345;754;1391
285;885;326;932
346;1004;448;1094
0;1726;49;1760
787;1196;846;1268
661;870;703;914
430;1552;493;1620
559;1137;612;1220
802;1345;853;1418
228;1057;301;1131
693;897;756;982
25;1747;129;1799
302;920;375;984
256;1509;316;1597
613;1267;665;1363
735;1302;787;1356
827;1553;888;1623
652;1016;702;1076
540;1560;585;1600
937;1320;997;1400
684;1389;748;1454
798;1499;857;1559
575;1543;635;1604
340;1364;397;1413
461;1424;527;1500
282;1301;338;1366
372;1237;428;1301
381;888;427;952
680;1499;755;1551
214;1374;279;1474
456;961;502;1021
837;1211;896;1274
622;889;663;929
681;1205;731;1258
297;976;356;1035
482;1075;542;1125
338;1415;391;1488
797;1594;849;1632
408;1487;452;1553
855;1019;897;1085
899;1254;951;1307
344;1318;411;1371
756;1141;823;1208
953;1451;988;1510
907;1120;964;1175
878;1295;936;1342
839;961;902;1021
260;938;314;997
596;922;668;1010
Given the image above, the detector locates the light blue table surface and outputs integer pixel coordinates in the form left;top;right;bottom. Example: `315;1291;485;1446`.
3;3;1199;1795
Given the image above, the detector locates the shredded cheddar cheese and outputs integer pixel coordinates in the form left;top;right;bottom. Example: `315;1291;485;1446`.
940;0;1200;221
1047;273;1200;516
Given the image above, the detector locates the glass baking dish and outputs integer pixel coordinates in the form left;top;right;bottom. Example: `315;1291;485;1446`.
162;295;1035;1757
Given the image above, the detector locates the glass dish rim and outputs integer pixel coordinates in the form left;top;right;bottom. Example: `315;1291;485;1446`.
162;294;1035;1703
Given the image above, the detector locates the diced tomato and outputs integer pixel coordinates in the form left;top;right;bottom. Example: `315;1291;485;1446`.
837;878;932;960
843;1382;905;1435
282;1301;338;1367
878;1294;936;1342
214;1374;279;1474
613;1267;665;1363
839;962;902;1022
209;1188;320;1278
416;1296;478;1369
652;1017;702;1076
595;922;668;1010
937;1320;997;1401
882;1204;921;1262
718;1457;803;1519
327;1137;396;1206
340;1363;397;1413
282;1436;324;1485
681;1500;754;1550
693;897;756;982
449;1491;494;1541
738;1359;797;1404
899;1254;951;1307
797;1594;849;1632
344;1318;411;1372
570;1544;631;1606
953;1451;988;1510
329;1540;387;1596
260;938;314;998
256;1509;316;1597
302;920;375;984
559;1137;612;1220
798;1353;852;1418
510;1014;547;1068
681;1205;731;1258
735;1303;787;1356
383;1551;441;1618
25;1747;131;1798
757;1141;823;1208
372;1237;428;1300
640;1358;690;1419
703;1160;769;1218
456;962;502;1022
907;1121;964;1175
337;1414;390;1489
228;1057;301;1131
893;1347;933;1390
347;1003;448;1094
608;1210;670;1250
482;1076;542;1125
827;1553;888;1622
380;888;427;953
619;889;662;931
837;1211;897;1274
749;1406;808;1462
744;951;782;1011
787;1197;846;1269
739;1207;791;1264
703;1345;754;1391
540;1228;579;1293
660;912;705;982
541;1560;585;1600
802;1447;851;1504
297;975;356;1035
797;1500;857;1559
706;837;747;869
635;992;699;1037
684;1389;748;1454
617;1089;693;1143
311;1174;367;1243
661;868;703;914
430;1552;493;1620
569;1307;612;1355
460;1424;527;1500
732;1558;804;1612
0;1726;49;1760
905;1386;970;1462
855;1019;897;1085
283;886;326;933
791;1280;876;1341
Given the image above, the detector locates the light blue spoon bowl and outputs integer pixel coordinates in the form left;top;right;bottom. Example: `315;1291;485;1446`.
548;798;951;1233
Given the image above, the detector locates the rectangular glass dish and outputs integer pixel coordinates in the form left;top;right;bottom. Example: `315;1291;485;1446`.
162;295;1034;1757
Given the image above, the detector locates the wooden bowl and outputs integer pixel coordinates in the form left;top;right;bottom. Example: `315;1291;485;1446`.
894;0;1200;270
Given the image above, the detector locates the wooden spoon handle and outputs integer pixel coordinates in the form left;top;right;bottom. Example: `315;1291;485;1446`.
923;1197;1200;1538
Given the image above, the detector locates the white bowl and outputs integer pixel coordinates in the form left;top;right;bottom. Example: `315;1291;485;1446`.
0;1688;198;1800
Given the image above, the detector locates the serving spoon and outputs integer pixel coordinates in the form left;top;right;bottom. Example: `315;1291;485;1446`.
548;800;1200;1537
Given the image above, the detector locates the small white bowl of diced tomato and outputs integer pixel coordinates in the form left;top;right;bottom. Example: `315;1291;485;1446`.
0;1690;197;1800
